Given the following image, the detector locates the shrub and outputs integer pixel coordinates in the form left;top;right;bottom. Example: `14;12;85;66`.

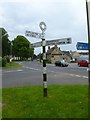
46;59;51;64
0;61;1;67
2;57;7;67
6;56;10;63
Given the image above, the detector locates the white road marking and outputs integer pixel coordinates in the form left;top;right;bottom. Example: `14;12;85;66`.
23;66;88;79
2;65;88;79
23;66;41;71
4;71;12;73
17;70;23;72
3;70;23;73
48;71;88;79
69;74;88;79
82;76;88;79
75;75;81;77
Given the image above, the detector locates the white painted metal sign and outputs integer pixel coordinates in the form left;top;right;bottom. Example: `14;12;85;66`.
31;38;72;48
31;41;42;48
25;30;42;39
46;38;71;46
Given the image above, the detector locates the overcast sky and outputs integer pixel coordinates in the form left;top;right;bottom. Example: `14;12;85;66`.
0;0;90;54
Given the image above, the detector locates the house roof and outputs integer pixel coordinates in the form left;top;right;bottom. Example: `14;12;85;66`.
47;46;71;56
62;51;71;57
47;46;56;54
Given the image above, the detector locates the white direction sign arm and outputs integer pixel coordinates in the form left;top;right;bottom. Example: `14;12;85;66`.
31;41;42;48
46;38;72;46
30;38;72;48
25;31;42;39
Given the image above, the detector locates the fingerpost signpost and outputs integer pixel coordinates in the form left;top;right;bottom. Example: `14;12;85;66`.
25;22;72;97
25;21;47;97
39;22;47;97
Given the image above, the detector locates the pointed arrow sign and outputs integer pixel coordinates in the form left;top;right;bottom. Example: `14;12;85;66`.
31;38;72;48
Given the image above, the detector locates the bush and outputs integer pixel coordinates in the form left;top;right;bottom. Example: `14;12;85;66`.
6;56;10;63
46;59;51;64
2;57;7;67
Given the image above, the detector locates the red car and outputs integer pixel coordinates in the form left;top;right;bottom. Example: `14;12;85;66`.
77;60;90;67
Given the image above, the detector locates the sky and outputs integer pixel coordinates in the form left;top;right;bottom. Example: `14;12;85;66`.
0;0;90;55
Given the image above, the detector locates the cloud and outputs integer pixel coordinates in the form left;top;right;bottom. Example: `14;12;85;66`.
0;0;88;54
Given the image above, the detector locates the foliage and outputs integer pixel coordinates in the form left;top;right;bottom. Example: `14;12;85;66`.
6;56;10;63
2;57;7;67
46;59;51;64
29;47;34;59
37;53;43;61
13;35;34;60
0;28;10;57
2;85;88;118
33;54;37;59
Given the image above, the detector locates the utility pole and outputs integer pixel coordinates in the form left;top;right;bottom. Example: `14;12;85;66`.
86;0;90;119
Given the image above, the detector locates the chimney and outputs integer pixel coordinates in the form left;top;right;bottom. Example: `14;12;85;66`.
48;46;50;50
55;44;57;48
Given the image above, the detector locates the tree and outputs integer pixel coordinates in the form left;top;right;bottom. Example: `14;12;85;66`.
29;47;34;60
0;28;10;57
13;35;34;60
33;54;37;59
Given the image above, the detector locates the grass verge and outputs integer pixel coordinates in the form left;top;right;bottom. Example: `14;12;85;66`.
2;62;22;69
2;85;88;118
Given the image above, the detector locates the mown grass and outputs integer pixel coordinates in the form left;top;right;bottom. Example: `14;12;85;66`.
2;62;22;69
2;85;88;118
0;89;2;119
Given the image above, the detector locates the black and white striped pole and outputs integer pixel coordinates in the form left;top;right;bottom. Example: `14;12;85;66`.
39;22;47;97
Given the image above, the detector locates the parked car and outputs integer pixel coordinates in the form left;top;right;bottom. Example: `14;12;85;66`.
77;60;90;67
55;60;69;67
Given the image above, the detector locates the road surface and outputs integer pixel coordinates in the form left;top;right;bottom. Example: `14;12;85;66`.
2;61;88;88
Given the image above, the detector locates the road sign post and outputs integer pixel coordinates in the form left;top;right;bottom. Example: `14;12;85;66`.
25;22;72;97
25;22;48;97
39;22;47;97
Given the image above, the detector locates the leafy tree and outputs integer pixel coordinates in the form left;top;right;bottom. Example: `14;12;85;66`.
13;35;34;60
37;53;43;62
29;47;34;60
33;54;37;59
0;28;10;57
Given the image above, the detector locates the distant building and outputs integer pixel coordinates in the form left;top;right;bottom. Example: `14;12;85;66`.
46;45;71;63
71;51;80;61
79;55;88;60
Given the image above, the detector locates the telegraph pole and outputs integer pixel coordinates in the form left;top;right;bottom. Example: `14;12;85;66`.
86;0;90;119
86;0;90;82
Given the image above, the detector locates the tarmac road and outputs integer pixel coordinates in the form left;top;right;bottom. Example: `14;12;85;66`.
2;61;88;88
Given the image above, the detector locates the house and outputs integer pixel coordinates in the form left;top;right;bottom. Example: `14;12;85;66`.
79;52;89;60
71;51;80;61
62;51;71;62
46;45;71;63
